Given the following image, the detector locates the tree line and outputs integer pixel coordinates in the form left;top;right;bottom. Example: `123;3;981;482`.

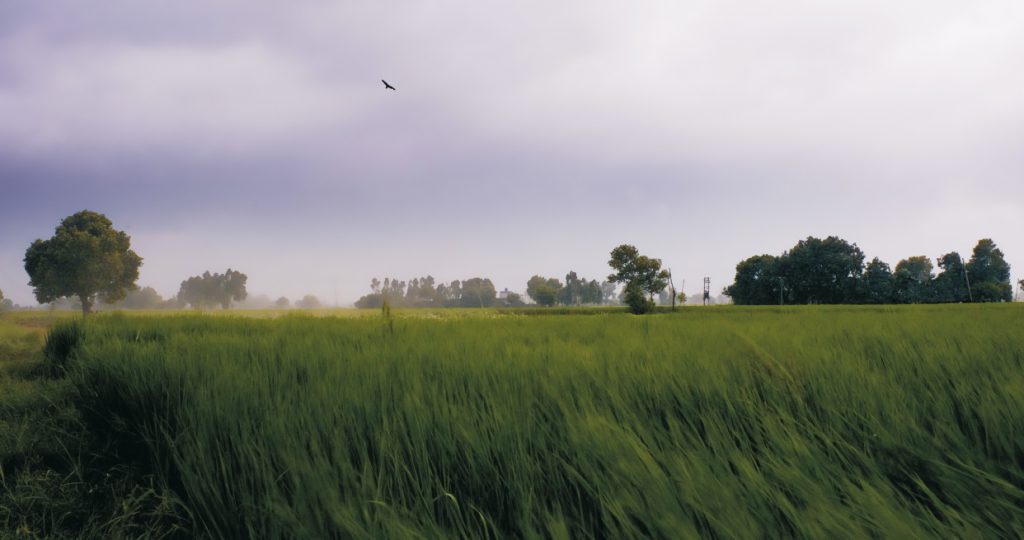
725;236;1013;305
354;277;516;308
15;211;1021;315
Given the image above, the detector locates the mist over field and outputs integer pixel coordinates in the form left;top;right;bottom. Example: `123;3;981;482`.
2;1;1023;305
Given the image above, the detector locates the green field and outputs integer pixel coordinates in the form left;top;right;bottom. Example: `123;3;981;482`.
4;305;1024;538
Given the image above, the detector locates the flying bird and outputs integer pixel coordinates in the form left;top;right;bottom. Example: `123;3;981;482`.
382;79;396;90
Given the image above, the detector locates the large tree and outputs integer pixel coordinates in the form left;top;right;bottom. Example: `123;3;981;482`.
607;244;669;314
459;278;497;307
858;257;895;304
781;236;864;304
932;252;970;303
24;210;142;315
966;238;1012;302
724;254;781;305
893;256;934;304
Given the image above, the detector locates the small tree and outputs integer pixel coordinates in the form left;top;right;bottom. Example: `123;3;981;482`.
297;295;322;309
24;210;142;315
526;275;562;307
607;244;669;314
274;297;290;309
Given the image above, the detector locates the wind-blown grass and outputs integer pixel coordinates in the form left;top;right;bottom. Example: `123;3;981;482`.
51;305;1024;538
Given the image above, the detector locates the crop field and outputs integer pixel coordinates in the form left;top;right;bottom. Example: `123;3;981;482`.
5;305;1024;538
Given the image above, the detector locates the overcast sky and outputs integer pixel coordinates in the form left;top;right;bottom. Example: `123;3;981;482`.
2;1;1023;305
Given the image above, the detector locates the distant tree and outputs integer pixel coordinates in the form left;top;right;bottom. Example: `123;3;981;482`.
1019;279;1024;300
966;239;1012;302
0;288;9;311
105;286;164;310
275;297;290;309
781;236;864;304
24;210;142;315
600;281;619;305
560;271;582;306
607;244;669;314
296;295;322;309
932;252;970;303
858;257;895;304
460;278;497;307
581;279;603;305
526;275;562;307
724;254;781;305
502;292;526;307
893;256;934;303
177;269;248;309
354;294;382;309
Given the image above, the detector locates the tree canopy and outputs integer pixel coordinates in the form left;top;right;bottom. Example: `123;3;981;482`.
726;236;1013;305
177;269;248;309
607;244;669;314
24;210;142;315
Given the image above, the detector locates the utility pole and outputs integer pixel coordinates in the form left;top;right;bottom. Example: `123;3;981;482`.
959;254;973;302
668;268;677;311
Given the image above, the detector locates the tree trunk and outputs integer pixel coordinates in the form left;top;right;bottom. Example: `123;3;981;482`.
79;294;93;316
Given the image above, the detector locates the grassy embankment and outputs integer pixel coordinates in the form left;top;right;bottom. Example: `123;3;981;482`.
22;304;1024;538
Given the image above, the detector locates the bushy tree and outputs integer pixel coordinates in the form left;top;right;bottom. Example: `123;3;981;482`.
177;269;248;309
966;239;1012;302
607;244;669;314
782;236;864;304
725;255;781;305
460;278;497;307
893;256;933;303
275;297;290;309
858;258;895;304
0;288;10;311
24;210;142;315
526;276;562;307
932;252;970;303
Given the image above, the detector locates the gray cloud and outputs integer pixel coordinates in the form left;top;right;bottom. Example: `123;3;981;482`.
2;1;1023;305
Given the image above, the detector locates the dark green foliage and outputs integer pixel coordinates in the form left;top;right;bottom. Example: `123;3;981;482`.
781;236;864;304
23;210;143;315
725;254;782;305
41;320;85;377
727;237;1013;305
176;269;247;309
622;282;654;313
933;252;970;303
894;256;934;303
966;239;1012;302
859;257;895;304
607;245;669;314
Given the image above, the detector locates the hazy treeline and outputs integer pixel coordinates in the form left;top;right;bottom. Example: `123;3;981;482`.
526;272;617;306
355;276;515;308
726;236;1013;305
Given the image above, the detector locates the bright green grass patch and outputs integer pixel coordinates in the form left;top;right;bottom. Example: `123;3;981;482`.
51;305;1024;538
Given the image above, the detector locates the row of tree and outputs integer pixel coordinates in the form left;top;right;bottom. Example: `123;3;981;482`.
354;276;517;308
725;236;1013;305
526;273;617;306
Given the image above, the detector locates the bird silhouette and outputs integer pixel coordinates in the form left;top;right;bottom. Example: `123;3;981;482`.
382;79;396;90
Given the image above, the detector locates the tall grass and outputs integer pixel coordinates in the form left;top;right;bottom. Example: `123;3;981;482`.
53;306;1024;538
